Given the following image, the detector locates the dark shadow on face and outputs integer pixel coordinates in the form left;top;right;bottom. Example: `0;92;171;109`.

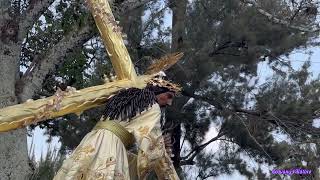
156;92;175;108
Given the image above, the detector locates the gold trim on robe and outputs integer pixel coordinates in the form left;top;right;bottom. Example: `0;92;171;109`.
93;120;135;148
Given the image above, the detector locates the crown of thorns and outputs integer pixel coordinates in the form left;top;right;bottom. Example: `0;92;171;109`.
148;77;182;93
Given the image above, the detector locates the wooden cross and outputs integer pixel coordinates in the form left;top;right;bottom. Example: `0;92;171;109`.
0;0;182;132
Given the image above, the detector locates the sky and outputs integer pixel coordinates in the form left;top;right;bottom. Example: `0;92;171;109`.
25;0;320;179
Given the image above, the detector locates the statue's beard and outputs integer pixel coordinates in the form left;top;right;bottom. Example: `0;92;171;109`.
158;103;168;107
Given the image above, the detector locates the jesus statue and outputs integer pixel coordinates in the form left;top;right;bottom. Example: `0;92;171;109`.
53;74;181;180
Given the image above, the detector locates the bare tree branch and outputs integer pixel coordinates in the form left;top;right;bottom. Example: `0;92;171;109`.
18;0;55;41
180;132;225;166
240;0;320;33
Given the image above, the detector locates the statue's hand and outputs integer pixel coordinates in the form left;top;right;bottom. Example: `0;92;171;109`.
163;133;174;157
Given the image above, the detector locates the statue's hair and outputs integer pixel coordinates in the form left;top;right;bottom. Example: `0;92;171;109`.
103;86;171;121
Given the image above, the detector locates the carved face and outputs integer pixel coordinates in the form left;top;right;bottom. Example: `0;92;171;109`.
156;92;175;107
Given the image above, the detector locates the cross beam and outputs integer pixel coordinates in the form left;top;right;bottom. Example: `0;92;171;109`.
87;0;137;81
0;76;151;132
0;0;145;132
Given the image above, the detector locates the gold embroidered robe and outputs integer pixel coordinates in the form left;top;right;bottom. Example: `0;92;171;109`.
54;103;179;180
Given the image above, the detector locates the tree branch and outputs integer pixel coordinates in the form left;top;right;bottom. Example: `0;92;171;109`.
119;0;153;12
17;0;153;102
182;89;262;117
289;0;304;23
0;1;10;25
18;0;55;41
183;88;320;149
240;0;320;33
142;2;170;33
208;41;247;57
17;24;93;102
180;132;225;166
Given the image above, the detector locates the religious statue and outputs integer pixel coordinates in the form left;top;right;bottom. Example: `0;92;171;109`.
0;0;184;179
54;74;181;179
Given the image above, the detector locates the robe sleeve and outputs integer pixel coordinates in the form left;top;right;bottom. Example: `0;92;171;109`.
124;103;180;180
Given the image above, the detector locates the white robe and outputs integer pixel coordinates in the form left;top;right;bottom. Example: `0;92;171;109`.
54;103;179;180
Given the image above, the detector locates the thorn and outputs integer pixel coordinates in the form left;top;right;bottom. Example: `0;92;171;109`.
26;99;34;103
110;74;116;82
104;74;110;83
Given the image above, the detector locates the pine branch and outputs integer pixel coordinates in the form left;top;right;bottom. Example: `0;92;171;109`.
208;41;247;57
240;0;320;33
233;112;272;160
182;89;262;116
142;3;171;33
182;89;320;147
119;0;153;12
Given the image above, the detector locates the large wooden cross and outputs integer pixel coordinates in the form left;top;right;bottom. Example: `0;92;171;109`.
0;0;182;132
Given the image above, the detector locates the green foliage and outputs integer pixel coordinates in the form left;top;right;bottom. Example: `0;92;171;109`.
21;0;92;69
28;145;64;180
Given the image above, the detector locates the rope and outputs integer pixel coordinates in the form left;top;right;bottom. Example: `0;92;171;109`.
93;120;135;148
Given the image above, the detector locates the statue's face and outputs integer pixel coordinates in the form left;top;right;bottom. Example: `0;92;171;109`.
156;92;175;107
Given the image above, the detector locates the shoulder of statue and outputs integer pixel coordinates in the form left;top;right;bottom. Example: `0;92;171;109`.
150;103;161;112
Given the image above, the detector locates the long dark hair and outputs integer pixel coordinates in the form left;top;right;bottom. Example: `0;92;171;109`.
103;85;171;121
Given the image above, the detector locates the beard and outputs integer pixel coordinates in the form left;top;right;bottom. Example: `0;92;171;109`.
160;105;167;108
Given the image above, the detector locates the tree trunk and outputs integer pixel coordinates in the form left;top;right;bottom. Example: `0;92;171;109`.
170;0;187;52
0;1;30;178
0;23;30;180
168;0;187;177
0;46;30;180
120;4;146;74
